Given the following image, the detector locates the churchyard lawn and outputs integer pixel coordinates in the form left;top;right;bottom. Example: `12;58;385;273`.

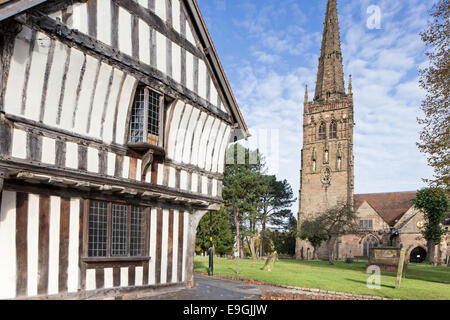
194;257;450;300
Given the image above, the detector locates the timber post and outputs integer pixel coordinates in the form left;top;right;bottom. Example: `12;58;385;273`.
395;249;406;289
0;166;7;209
185;209;208;288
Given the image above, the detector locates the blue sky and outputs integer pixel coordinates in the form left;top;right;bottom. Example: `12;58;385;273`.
197;0;436;212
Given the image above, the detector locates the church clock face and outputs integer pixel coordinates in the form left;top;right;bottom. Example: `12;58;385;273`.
321;167;332;187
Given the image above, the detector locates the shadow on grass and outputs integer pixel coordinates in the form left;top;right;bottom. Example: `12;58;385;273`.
345;278;396;289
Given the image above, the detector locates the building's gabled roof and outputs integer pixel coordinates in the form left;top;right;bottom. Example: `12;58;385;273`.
354;191;417;227
0;0;248;138
0;0;47;21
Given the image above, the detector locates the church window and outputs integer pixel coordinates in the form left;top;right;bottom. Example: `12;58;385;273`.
337;157;342;171
129;86;164;147
324;150;329;164
359;220;373;230
363;236;378;257
318;122;326;140
330;121;337;139
312;160;316;173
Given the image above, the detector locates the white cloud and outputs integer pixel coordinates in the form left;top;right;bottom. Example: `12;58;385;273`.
226;0;435;214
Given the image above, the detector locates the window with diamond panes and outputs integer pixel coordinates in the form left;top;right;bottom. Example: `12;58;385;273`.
88;201;108;257
87;201;147;258
130;207;144;256
129;86;162;146
111;204;128;256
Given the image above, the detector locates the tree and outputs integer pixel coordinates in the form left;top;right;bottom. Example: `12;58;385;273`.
319;203;359;265
268;212;297;256
299;217;328;260
417;0;450;188
258;175;296;257
196;208;234;257
222;144;296;259
412;188;449;264
223;144;263;258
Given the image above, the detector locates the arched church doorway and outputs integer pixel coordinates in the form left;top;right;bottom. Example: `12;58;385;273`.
410;247;427;263
363;236;379;257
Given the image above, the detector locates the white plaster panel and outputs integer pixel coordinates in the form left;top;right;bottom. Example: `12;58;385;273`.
24;32;50;122
0;191;16;299
60;48;85;131
118;7;133;56
97;0;112;46
5;27;33;116
27;194;39;297
48;196;61;295
11;129;27;159
41;137;56;166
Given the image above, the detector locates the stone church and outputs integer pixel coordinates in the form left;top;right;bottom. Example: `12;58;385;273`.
295;0;449;264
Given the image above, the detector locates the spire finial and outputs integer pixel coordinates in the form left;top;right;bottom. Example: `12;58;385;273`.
304;85;308;104
348;74;352;95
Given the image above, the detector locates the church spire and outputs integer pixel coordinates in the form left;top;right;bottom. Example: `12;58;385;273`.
314;0;346;102
304;85;308;104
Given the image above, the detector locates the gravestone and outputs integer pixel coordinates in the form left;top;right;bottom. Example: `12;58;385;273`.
368;247;408;273
261;251;278;272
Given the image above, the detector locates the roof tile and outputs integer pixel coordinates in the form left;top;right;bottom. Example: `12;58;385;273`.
354;192;417;226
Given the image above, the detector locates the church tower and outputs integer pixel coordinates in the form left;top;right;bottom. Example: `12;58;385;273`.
296;0;355;260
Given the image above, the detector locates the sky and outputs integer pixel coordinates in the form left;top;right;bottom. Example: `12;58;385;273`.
196;0;436;213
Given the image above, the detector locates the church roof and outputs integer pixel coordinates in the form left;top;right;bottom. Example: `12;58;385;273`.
314;0;346;102
354;191;417;227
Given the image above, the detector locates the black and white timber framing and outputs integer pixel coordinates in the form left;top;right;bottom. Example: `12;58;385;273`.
0;0;248;300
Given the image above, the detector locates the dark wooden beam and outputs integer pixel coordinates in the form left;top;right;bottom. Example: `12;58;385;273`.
0;167;7;208
0;21;22;112
14;13;231;124
112;0;202;59
6;113;129;155
0;0;47;22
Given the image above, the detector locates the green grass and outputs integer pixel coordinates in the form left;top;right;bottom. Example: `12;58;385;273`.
194;257;450;300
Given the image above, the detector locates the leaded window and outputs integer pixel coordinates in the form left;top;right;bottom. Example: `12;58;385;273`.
318;122;326;140
130;207;144;257
111;204;128;256
129;86;163;147
88;201;108;257
87;201;147;258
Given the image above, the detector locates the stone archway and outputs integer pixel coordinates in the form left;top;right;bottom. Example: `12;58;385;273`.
409;246;427;263
363;236;379;257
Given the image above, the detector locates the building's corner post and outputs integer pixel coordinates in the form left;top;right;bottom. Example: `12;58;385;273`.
185;204;221;288
185;209;208;288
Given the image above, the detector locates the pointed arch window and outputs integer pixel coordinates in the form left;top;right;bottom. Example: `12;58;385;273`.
330;121;337;139
318;122;326;140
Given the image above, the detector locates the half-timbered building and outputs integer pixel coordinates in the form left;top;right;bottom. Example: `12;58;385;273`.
0;0;248;299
